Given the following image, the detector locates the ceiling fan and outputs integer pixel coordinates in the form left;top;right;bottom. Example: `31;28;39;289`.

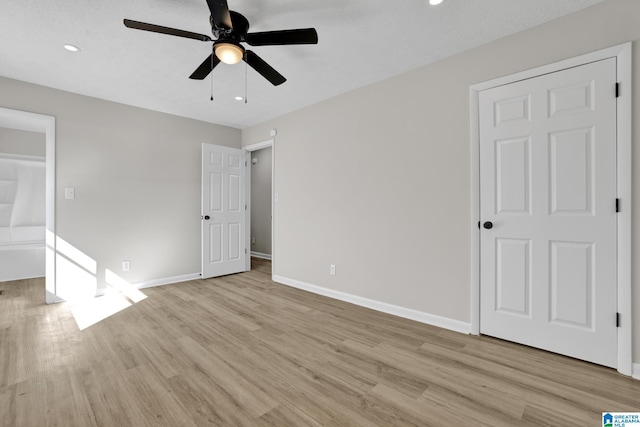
123;0;318;86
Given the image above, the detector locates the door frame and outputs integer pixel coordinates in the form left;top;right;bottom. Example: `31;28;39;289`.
469;43;632;376
0;107;56;303
244;139;275;273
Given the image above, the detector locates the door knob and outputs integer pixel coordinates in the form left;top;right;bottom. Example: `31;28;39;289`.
204;215;210;220
483;221;493;229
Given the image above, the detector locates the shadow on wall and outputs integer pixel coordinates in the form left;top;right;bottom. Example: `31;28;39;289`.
50;231;147;330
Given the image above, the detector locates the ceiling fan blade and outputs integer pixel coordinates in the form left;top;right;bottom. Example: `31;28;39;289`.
244;50;286;86
123;19;212;42
189;53;221;80
245;28;318;46
206;0;233;30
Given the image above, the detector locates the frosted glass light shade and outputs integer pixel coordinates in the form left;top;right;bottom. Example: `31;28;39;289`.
214;43;244;65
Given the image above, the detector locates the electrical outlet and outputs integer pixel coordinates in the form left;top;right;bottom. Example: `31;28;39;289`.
122;260;130;272
252;236;256;245
330;264;336;276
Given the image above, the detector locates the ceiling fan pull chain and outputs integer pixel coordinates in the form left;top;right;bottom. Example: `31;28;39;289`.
210;53;215;101
244;54;248;104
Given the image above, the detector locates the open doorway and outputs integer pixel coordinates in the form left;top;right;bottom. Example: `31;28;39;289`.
0;107;56;303
249;146;272;260
0;127;46;282
245;139;274;273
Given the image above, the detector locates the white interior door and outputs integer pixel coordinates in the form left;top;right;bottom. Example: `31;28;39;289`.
479;58;617;368
202;144;247;278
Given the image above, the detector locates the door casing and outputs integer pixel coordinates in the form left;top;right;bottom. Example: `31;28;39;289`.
469;43;632;376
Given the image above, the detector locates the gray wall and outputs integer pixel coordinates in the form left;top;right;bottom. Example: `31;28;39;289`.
243;0;640;364
0;76;241;290
250;147;272;256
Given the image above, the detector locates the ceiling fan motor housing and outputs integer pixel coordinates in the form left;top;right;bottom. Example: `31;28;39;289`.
211;11;249;40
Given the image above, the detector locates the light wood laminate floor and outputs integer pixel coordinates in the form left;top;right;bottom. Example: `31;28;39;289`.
1;258;638;426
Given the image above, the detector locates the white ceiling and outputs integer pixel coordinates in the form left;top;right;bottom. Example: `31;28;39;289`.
0;0;605;129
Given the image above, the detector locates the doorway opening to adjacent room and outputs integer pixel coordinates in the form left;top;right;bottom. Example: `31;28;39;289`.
245;139;274;272
0;107;56;302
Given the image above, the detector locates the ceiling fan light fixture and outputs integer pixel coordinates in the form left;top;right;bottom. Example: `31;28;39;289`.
214;42;244;65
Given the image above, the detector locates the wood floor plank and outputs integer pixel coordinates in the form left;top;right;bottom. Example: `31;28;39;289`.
0;257;638;426
176;335;279;418
367;382;474;427
255;404;324;427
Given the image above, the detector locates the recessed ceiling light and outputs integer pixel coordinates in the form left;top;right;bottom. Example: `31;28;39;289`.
63;44;80;52
235;96;244;101
429;0;443;5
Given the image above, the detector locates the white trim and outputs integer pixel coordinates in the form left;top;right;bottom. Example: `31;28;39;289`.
244;150;252;272
469;85;481;336
45;116;55;303
0;107;55;304
244;139;274;152
274;275;471;334
614;43;633;377
469;43;633;376
135;273;200;290
2;274;45;282
470;44;631;92
250;251;272;260
94;272;201;297
244;139;275;275
0;242;44;250
633;364;640;381
0;153;45;162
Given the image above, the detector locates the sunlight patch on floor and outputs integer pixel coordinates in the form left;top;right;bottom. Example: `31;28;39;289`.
52;236;148;330
69;293;132;330
105;269;147;303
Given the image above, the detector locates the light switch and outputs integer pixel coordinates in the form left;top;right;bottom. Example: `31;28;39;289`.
65;187;75;200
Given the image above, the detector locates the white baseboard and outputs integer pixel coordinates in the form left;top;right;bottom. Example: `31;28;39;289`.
135;273;201;289
0;274;44;283
46;290;64;304
66;273;201;300
251;251;272;260
272;275;471;334
633;363;640;381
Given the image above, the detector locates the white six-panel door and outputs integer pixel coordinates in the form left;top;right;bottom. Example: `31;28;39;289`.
479;58;617;368
202;144;247;278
